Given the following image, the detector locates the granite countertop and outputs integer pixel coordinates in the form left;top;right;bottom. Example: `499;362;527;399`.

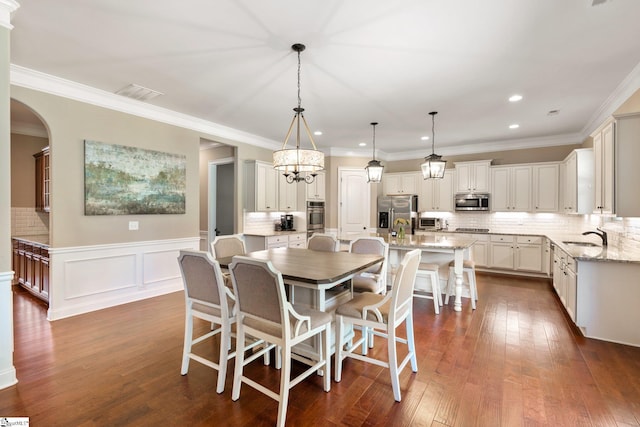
244;230;305;237
12;234;50;246
337;232;476;250
417;229;640;264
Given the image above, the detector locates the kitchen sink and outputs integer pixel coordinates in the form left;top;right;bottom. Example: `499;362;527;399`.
562;241;600;247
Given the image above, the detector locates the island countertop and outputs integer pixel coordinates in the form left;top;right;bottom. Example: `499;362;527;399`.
337;232;476;250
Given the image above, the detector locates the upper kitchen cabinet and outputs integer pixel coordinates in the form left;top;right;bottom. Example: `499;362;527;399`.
592;119;614;214
561;149;594;214
305;171;326;201
244;160;278;212
418;169;454;211
612;113;640;217
491;165;531;212
382;172;419;195
455;160;491;193
278;173;300;211
34;146;50;212
532;163;559;212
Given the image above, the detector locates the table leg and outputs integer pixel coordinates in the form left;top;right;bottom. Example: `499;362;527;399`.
454;249;463;312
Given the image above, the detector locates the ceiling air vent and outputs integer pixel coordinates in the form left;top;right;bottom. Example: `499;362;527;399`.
115;83;163;101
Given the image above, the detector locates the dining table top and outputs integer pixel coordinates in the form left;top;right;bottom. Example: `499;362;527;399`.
216;247;384;286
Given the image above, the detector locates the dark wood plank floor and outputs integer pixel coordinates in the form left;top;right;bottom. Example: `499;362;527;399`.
2;273;640;426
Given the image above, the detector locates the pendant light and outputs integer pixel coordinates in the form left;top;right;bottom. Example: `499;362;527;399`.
273;43;325;184
420;111;446;179
365;122;384;183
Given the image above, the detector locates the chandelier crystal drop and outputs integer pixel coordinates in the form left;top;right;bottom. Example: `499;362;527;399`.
273;43;325;184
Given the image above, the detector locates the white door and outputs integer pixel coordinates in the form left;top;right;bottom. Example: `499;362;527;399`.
338;168;371;236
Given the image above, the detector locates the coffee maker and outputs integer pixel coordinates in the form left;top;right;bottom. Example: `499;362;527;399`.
281;214;294;231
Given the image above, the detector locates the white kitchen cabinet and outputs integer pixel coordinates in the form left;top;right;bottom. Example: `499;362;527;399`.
612;112;640;217
543;238;552;276
278;173;300;211
470;234;489;267
244;160;279;212
418;169;454;211
245;233;307;252
491;165;531;211
489;234;542;273
455;160;491;193
305;171;326;201
552;247;576;321
532;163;559;212
592;120;615;214
561;149;594;214
382;172;419;195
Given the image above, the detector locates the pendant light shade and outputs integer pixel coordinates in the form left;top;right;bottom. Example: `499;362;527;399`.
421;111;446;179
365;122;384;183
273;43;325;184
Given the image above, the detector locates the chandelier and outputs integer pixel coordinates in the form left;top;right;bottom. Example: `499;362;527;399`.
420;111;446;179
273;43;325;184
365;122;384;183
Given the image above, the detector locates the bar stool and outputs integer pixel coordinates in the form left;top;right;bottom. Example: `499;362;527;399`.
414;263;443;314
446;259;477;310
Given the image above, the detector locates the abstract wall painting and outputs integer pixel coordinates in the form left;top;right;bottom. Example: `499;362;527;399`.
84;140;186;215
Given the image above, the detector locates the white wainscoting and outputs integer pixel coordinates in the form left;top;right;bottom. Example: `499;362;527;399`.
48;237;199;321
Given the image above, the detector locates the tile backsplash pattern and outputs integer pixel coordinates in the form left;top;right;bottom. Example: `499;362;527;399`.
243;211;306;234
11;207;50;236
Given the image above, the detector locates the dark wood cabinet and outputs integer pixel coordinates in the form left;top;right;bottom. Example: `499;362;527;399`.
34;146;50;212
12;237;50;303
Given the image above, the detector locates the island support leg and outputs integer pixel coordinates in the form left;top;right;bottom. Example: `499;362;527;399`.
454;249;463;312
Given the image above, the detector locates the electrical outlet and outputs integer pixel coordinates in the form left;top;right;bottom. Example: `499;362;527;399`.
128;221;139;231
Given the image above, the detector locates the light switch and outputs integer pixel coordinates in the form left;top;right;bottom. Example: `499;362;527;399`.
128;221;139;231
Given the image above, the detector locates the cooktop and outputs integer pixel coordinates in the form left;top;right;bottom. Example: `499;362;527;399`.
455;227;490;233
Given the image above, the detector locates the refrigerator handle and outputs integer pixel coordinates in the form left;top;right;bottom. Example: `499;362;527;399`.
389;208;394;233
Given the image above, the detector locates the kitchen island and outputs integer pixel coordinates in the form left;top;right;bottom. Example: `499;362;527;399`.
338;233;476;311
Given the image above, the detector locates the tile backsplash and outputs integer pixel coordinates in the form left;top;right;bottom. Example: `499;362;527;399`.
11;207;50;236
243;211;306;234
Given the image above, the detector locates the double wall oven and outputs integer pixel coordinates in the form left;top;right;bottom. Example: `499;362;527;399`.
306;201;325;238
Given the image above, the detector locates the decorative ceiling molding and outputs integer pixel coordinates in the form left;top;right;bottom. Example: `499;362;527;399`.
10;65;281;151
11;120;48;138
0;0;19;30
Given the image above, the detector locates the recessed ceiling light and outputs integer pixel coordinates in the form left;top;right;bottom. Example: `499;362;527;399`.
359;142;367;147
509;124;520;129
314;131;323;136
509;94;523;102
421;136;430;141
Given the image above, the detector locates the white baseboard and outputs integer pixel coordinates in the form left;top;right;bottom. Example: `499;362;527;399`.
47;237;199;321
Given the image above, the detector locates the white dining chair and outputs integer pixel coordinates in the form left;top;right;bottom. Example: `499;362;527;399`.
348;237;389;295
177;250;266;394
229;256;331;427
307;233;339;252
211;234;246;287
334;248;421;402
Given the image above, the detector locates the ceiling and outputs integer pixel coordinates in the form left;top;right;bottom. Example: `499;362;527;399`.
9;0;640;160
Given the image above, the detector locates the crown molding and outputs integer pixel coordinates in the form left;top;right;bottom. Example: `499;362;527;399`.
9;65;282;151
0;0;19;30
582;61;640;136
11;120;48;138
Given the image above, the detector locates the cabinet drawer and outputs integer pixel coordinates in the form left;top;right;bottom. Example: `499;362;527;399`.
490;235;514;243
267;235;288;245
289;233;306;243
517;236;542;244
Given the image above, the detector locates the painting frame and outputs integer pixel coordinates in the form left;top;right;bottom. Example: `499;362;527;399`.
84;140;186;215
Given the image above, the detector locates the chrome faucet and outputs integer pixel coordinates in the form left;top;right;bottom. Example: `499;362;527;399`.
582;228;608;246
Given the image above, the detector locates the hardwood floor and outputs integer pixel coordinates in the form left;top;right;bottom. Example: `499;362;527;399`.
2;273;640;426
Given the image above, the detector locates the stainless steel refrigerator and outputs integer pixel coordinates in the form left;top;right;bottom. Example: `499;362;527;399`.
377;195;418;234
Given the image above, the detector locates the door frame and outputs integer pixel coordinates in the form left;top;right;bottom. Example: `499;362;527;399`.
208;157;235;250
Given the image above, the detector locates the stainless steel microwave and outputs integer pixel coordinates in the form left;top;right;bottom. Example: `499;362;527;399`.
455;193;490;211
417;217;442;230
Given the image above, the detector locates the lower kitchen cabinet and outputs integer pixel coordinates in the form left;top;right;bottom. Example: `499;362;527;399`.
244;232;306;252
552;247;576;321
12;237;50;303
488;235;543;273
